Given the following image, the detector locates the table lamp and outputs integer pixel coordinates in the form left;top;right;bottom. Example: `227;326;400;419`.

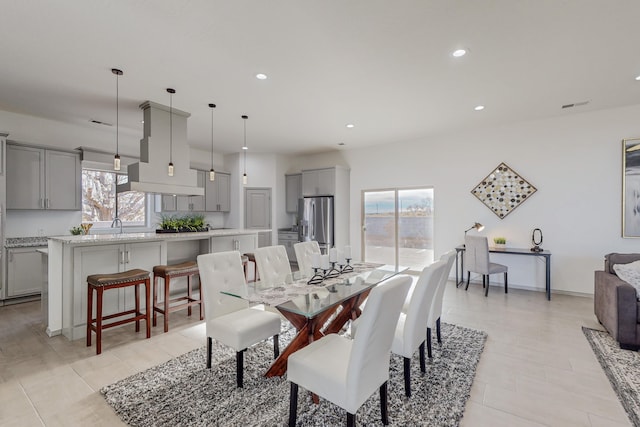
464;222;484;234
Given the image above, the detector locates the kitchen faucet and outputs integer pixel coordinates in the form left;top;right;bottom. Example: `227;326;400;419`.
111;217;123;234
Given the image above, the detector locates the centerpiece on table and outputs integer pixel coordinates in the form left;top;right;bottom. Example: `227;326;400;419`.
156;214;209;233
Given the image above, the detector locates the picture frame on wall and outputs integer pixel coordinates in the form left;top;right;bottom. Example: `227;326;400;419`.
622;137;640;238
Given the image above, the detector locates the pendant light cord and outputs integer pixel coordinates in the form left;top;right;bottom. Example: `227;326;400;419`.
115;73;119;156
243;116;247;175
169;92;173;164
210;104;215;168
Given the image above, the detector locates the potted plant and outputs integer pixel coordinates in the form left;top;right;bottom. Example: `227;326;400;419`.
157;214;209;233
493;237;506;248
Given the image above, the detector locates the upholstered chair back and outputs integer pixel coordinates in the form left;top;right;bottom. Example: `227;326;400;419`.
428;250;457;327
294;241;321;278
464;235;490;275
394;261;446;357
254;245;292;286
345;274;411;413
197;251;249;327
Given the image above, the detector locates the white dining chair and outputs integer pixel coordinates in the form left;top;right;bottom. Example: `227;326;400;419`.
465;235;508;297
196;251;281;388
293;240;321;279
391;260;446;397
426;250;457;358
254;245;292;286
287;274;412;427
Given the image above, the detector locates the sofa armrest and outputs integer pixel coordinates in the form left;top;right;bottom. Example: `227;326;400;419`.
594;270;638;344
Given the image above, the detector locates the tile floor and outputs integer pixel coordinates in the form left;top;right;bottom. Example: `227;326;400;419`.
0;281;631;426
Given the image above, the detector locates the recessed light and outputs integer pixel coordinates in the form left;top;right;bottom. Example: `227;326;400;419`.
242;146;248;150
635;75;640;81
140;120;144;124
256;73;267;80
452;49;467;58
338;142;345;146
346;123;355;128
474;105;485;111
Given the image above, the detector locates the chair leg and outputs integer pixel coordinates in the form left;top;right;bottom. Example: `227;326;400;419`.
134;281;140;333
465;272;470;290
426;327;432;358
96;288;103;355
152;275;158;327
403;356;411;397
187;274;192;317
482;275;486;288
485;275;489;297
380;381;389;425
236;350;244;388
436;317;441;343
504;272;508;293
207;337;212;369
419;341;426;373
144;278;151;338
274;334;280;358
288;382;298;427
86;285;93;347
163;276;170;333
347;412;356;427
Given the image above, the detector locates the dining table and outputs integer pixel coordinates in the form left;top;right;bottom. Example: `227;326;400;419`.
220;262;408;378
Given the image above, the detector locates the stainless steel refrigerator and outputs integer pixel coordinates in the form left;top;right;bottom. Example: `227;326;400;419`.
298;196;334;253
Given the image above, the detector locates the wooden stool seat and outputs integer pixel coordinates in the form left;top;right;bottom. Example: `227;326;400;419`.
153;261;203;333
87;269;151;355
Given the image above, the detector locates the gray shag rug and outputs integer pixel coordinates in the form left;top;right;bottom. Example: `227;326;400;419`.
583;327;639;426
102;323;486;426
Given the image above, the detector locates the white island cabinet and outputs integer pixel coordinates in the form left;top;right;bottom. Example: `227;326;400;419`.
47;229;263;340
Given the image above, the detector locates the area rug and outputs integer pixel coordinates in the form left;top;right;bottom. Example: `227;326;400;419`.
102;323;486;426
583;327;639;426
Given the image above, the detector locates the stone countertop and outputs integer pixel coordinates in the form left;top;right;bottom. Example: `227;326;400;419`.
5;237;49;248
47;228;270;245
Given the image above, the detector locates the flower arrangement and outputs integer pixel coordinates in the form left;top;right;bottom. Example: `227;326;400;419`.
157;214;208;233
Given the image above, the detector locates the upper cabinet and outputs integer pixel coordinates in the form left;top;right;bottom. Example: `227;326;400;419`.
7;144;81;210
205;172;230;212
285;173;302;213
302;167;337;196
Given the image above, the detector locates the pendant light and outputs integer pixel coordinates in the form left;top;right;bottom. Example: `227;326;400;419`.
167;88;175;176
112;68;123;171
209;103;216;181
241;115;248;185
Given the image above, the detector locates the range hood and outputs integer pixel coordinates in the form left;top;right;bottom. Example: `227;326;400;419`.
117;101;204;196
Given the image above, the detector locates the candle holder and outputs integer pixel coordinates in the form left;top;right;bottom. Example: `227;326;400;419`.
341;258;354;273
325;262;340;279
307;268;325;285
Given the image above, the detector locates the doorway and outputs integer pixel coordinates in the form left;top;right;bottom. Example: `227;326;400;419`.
361;187;434;272
245;187;272;247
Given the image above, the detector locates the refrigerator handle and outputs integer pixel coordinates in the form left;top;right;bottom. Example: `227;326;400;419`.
310;201;315;240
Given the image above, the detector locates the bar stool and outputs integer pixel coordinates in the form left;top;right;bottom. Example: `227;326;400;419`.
86;269;151;355
244;253;259;283
152;261;203;333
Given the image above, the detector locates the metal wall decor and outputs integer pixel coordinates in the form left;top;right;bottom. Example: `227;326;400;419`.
471;162;537;219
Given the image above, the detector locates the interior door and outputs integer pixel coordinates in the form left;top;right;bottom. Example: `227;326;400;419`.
245;187;271;230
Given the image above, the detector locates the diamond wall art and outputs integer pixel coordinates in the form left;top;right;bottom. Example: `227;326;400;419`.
471;162;537;219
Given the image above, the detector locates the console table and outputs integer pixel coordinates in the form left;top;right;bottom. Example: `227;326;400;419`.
455;246;552;300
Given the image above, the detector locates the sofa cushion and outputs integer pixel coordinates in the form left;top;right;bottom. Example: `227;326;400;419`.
605;253;640;274
613;260;640;298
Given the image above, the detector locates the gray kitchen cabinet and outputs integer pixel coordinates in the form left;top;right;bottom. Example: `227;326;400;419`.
71;241;165;339
278;231;299;264
210;234;256;254
6;246;46;298
159;171;206;212
302;168;336;196
285;173;302;213
7;144;81;210
205;172;230;212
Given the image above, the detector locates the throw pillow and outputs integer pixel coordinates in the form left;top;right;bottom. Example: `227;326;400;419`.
613;260;640;298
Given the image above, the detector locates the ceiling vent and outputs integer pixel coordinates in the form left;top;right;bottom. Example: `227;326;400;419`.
561;100;590;109
89;119;113;126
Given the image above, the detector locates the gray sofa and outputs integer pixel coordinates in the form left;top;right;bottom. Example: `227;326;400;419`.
594;253;640;350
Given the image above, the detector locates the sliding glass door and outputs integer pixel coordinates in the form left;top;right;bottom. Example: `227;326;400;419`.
362;187;434;272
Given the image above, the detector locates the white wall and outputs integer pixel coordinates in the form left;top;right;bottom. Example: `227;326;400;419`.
290;104;640;295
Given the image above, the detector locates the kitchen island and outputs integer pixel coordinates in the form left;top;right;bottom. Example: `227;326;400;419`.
47;229;265;340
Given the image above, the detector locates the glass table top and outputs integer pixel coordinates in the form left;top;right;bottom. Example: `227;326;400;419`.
221;263;408;318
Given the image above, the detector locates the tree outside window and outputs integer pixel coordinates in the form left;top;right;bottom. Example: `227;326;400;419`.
82;169;146;227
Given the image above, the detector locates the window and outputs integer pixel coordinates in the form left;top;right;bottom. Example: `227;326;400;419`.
362;187;434;272
82;169;146;228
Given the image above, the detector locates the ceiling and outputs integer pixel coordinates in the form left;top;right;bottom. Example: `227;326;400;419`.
1;0;640;156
